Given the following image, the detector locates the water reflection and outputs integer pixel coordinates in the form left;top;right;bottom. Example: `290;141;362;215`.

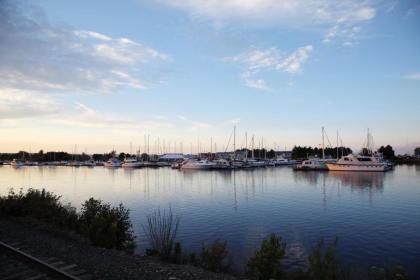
327;171;385;189
294;171;385;189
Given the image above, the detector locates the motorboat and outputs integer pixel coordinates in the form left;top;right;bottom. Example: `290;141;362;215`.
326;154;387;172
181;159;215;170
67;161;82;167
122;157;142;168
294;158;329;171
273;156;296;166
212;159;232;169
11;159;24;167
104;158;122;167
84;160;97;167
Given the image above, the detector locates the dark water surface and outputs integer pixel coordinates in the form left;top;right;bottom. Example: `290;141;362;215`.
1;165;419;275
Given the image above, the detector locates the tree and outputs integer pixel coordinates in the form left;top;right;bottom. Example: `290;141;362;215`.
378;145;395;160
247;233;286;280
415;147;420;157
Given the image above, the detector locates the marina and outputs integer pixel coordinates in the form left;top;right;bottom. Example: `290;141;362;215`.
0;164;419;275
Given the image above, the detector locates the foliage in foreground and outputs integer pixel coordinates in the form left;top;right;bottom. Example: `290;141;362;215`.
247;233;287;280
0;188;135;251
143;207;180;260
198;240;231;272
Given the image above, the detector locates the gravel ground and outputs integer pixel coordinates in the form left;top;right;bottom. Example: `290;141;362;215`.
0;217;238;280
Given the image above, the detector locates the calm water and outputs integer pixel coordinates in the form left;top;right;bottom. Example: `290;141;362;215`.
1;165;419;276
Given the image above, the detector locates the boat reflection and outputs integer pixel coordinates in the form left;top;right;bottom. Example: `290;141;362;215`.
294;170;386;189
327;171;385;189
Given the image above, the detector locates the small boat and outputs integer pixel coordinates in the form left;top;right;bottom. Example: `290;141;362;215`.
104;158;122;167
181;159;215;170
84;160;97;167
212;159;232;170
122;157;142;168
273;156;296;166
326;154;387;172
11;159;24;167
294;159;329;171
67;161;82;167
171;161;184;169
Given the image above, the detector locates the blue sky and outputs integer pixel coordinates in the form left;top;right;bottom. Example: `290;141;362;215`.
0;0;419;154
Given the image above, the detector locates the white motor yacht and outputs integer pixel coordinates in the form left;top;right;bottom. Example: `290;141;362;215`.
181;159;215;170
326;154;387;172
294;158;329;171
212;159;232;169
122;157;142;168
11;159;24;167
104;158;122;167
273;156;296;166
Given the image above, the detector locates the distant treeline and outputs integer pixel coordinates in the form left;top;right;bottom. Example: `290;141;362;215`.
0;150;139;162
291;146;352;159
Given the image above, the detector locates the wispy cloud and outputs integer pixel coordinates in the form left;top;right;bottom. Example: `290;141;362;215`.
0;1;168;95
0;89;61;120
323;25;362;46
404;73;420;80
224;45;313;90
162;0;376;27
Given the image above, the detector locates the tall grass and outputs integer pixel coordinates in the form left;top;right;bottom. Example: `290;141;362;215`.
144;207;180;260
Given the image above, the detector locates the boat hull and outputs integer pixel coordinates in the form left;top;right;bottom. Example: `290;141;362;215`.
326;163;386;172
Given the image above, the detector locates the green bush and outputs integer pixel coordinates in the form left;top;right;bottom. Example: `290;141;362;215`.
198;240;230;272
0;188;135;252
79;198;135;251
247;233;286;280
307;237;344;280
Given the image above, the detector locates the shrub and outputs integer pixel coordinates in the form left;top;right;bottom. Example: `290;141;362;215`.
198;239;231;272
79;198;135;251
144;207;180;260
247;233;286;280
307;237;343;280
0;188;135;252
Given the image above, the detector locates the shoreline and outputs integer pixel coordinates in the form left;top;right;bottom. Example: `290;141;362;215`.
0;217;237;280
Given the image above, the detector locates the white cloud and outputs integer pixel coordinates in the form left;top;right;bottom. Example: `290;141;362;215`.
276;45;313;73
225;45;313;90
404;73;420;80
162;0;376;26
0;89;61;119
0;1;167;95
245;79;270;91
323;25;362;46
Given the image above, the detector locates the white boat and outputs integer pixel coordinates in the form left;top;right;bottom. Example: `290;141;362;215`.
122;157;142;168
67;161;82;167
294;158;328;171
84;160;97;167
326;154;387;172
212;159;232;169
11;159;24;167
245;159;266;168
181;159;215;170
273;156;296;166
104;158;122;167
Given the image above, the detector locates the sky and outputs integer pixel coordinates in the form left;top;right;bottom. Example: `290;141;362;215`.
0;0;419;154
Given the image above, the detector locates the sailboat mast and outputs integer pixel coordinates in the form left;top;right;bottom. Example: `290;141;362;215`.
336;131;339;160
322;126;325;160
233;125;236;158
245;132;248;160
